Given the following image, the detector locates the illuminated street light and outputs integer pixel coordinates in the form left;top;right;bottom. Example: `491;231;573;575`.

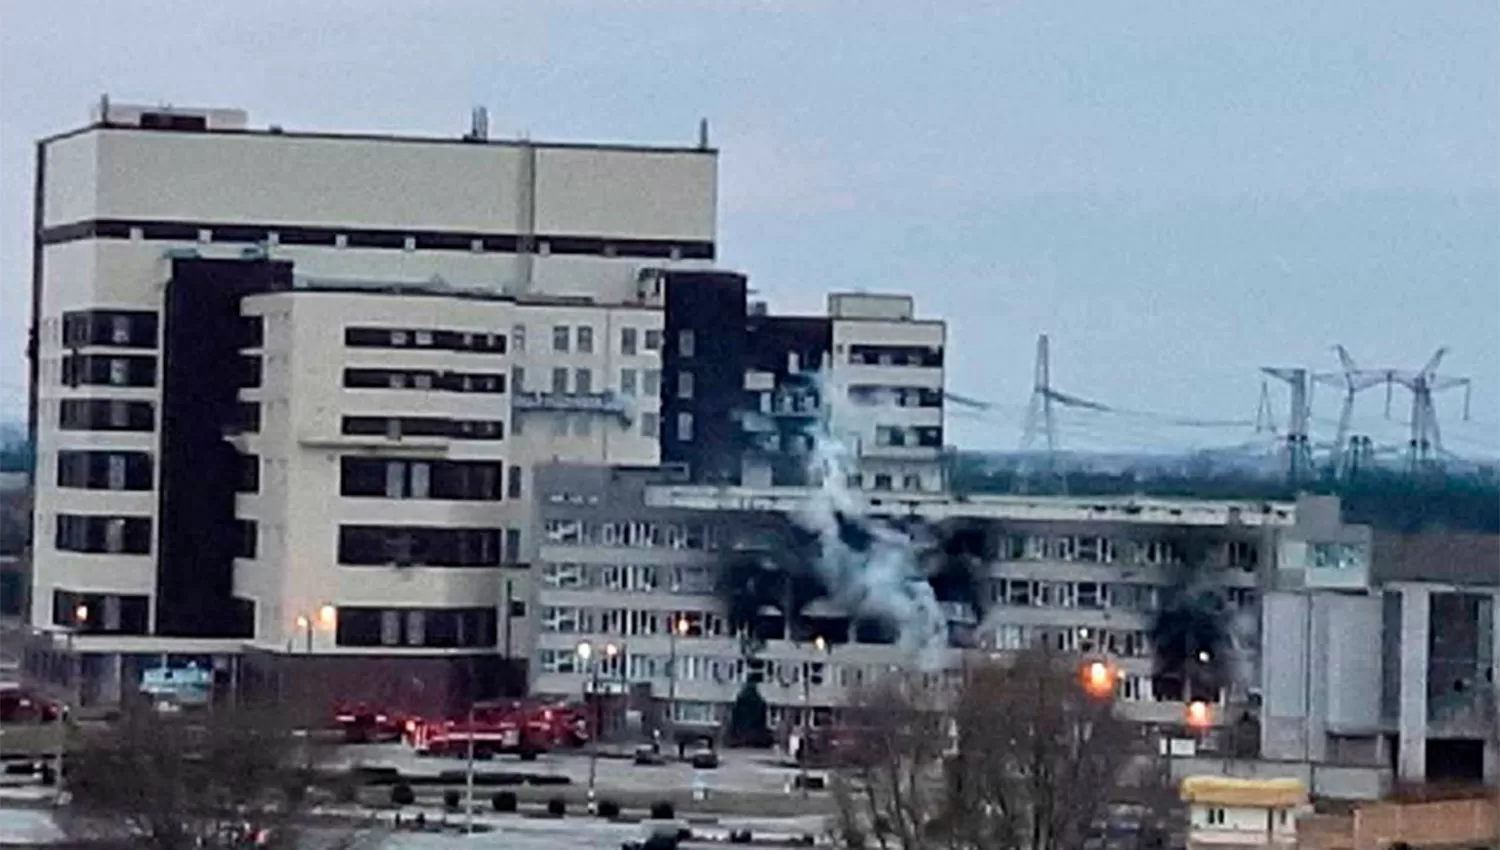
1196;650;1211;664
813;635;827;653
295;615;310;630
319;604;338;629
576;641;593;662
1186;700;1211;728
675;617;690;636
604;642;620;659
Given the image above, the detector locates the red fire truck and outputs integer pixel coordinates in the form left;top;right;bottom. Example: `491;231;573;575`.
403;699;589;759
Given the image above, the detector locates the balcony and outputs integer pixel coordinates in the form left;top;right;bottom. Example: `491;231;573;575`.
513;391;631;424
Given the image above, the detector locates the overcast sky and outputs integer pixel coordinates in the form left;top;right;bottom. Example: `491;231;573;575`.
2;1;1496;457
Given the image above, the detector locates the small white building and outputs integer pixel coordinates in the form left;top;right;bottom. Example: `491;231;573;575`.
1180;776;1307;849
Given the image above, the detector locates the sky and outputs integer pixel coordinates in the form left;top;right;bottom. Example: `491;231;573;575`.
1;1;1496;458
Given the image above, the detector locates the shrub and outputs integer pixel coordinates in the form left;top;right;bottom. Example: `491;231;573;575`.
547;797;566;817
491;791;518;812
442;789;461;811
597;799;620;819
650;801;675;820
390;784;415;806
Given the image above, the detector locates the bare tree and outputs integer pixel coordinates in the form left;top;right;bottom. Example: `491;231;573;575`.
832;648;1157;850
60;696;373;850
831;669;952;850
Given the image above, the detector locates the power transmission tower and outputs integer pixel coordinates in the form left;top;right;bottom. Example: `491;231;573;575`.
1253;380;1276;435
1381;348;1472;473
1260;366;1313;484
1311;345;1386;478
1019;335;1060;492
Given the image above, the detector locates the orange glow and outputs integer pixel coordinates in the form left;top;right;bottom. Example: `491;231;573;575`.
319;604;338;628
1186;700;1211;728
675;618;690;635
295;615;310;629
1082;661;1114;696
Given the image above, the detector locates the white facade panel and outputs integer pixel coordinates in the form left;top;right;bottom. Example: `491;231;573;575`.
533;147;716;241
41;132;99;228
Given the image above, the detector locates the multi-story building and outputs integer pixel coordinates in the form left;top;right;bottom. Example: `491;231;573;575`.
26;101;715;710
529;461;1356;741
1260;523;1499;786
23;100;949;713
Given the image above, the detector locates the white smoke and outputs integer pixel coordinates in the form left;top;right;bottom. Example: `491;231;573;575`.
788;373;950;662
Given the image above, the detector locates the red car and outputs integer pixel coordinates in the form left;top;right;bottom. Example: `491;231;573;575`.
0;685;59;724
332;702;407;743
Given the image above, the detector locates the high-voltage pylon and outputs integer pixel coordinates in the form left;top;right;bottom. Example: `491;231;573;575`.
1381;348;1473;472
1311;345;1387;478
1260;366;1313;483
1017;334;1062;493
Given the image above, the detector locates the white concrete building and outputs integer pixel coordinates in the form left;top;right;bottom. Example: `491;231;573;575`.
26;101;715;710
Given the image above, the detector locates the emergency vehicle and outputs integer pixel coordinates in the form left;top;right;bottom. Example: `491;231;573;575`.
403;699;589;759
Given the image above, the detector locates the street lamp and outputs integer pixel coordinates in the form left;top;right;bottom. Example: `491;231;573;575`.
294;615;312;653
318;604;338;629
668;616;689;750
578;640;620;813
799;636;831;798
56;604;89;802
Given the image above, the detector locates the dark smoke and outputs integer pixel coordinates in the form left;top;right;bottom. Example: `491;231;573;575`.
1147;575;1231;701
714;514;989;647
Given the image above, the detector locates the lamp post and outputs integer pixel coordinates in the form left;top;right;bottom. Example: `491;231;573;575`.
56;603;88;802
799;635;829;798
577;640;619;813
668;616;688;751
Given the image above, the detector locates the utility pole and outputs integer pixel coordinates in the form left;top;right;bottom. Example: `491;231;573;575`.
1311;345;1386;478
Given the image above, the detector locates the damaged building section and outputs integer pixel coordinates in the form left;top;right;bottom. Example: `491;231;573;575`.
531;464;1337;747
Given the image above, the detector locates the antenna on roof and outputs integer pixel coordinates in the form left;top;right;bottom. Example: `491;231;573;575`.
698;118;710;150
467;106;489;141
98;93;111;125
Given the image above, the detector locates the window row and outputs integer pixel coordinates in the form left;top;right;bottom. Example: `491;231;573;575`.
990;580;1257;613
999;535;1260;568
850;472;929;492
335;606;501;648
56;450;153;491
847;344;943;368
551;325;665;356
55;514;152;555
51;590;150;635
540;562;717;594
341;416;505;441
528;410;659;440
847;385;943;408
337;525;523;568
541;519;725;550
60;399;154;432
49;221;713;261
61;354;156;388
340;458;517;501
344;368;507;394
344;326;507;354
873;425;943;448
540;607;730;638
61;309;158;350
990;624;1152;658
534;648;930;695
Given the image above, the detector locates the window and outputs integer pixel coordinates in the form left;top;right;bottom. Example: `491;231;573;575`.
512;366;526;393
1206;808;1226;826
504;528;522;565
106;455;127;490
643;370;661;396
678;371;694;400
679;330;695;357
552;325;570;352
576;326;593;353
644;329;663;351
552;368;569;394
512;324;527;352
621;327;638;356
873;473;892;490
677;412;694;442
901;473;922;491
507;465;523;499
620;369;637;396
642;412;660;438
575;368;592;394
